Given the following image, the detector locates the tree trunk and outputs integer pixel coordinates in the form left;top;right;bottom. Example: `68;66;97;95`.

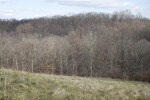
90;48;93;78
72;59;75;77
60;56;63;76
31;57;34;73
65;56;68;75
15;54;18;70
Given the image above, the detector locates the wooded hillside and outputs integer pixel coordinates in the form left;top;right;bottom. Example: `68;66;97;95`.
0;10;150;82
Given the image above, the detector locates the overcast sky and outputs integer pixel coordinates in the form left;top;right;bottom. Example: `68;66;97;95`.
0;0;150;19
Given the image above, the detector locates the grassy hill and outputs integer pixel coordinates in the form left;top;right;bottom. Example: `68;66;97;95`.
0;69;150;100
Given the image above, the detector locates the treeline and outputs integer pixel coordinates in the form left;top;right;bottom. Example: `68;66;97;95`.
0;10;150;82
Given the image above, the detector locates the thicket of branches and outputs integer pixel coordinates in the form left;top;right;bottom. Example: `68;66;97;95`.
0;10;150;82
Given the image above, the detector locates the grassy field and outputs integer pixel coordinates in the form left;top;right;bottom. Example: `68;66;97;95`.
0;69;150;100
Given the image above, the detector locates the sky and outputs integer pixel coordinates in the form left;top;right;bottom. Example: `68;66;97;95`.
0;0;150;20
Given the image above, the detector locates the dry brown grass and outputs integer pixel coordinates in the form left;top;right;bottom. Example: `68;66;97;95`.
0;69;150;100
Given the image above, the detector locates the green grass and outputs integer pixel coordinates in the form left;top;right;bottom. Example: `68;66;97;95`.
0;69;150;100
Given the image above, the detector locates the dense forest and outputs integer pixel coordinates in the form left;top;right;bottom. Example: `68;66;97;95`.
0;10;150;82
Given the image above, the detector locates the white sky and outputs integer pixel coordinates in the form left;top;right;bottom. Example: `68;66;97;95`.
0;0;150;19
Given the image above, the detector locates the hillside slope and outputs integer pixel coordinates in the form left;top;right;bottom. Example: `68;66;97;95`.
0;69;150;100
